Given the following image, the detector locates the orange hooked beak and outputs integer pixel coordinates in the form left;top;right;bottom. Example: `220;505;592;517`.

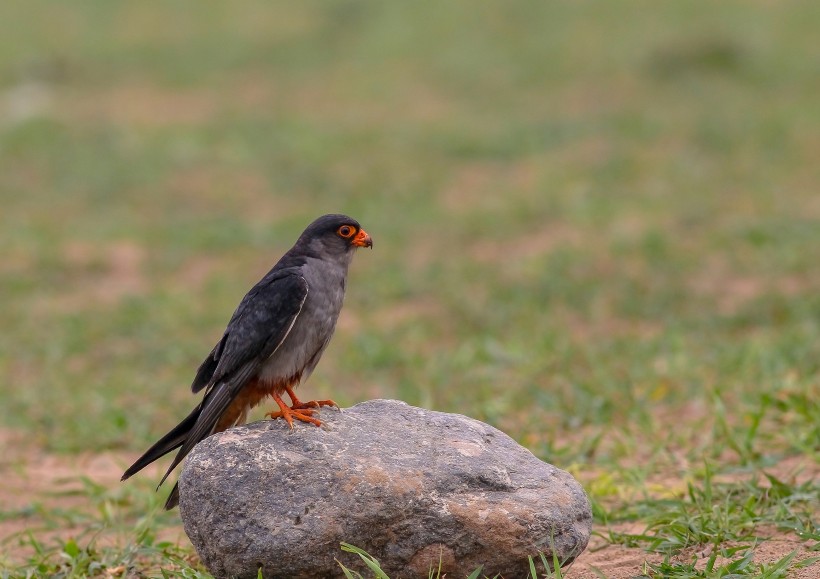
352;228;373;248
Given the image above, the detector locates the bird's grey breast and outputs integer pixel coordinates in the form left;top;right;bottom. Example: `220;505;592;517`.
258;258;348;383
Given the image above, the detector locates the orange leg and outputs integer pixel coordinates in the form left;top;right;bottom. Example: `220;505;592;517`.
283;384;337;411
265;391;322;428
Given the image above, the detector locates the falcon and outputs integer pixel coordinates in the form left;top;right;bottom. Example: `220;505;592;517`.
121;214;372;509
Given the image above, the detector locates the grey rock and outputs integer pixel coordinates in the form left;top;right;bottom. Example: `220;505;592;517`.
178;399;591;578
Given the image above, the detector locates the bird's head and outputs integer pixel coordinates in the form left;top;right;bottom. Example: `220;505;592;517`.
296;214;373;262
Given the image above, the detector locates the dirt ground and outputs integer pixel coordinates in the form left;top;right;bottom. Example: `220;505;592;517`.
0;428;186;565
569;525;818;579
0;428;816;577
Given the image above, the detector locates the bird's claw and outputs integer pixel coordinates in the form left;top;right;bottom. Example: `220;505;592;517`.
291;398;337;410
267;391;324;428
265;407;322;428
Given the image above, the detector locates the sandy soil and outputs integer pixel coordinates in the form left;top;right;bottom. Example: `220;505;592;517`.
1;427;817;577
568;523;818;579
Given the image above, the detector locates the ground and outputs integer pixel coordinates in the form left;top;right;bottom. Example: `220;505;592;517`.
1;432;816;576
0;2;818;577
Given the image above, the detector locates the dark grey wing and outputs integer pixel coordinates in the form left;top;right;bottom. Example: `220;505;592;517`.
157;272;309;487
191;267;304;393
190;342;221;394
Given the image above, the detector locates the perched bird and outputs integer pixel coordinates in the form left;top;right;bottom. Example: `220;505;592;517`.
121;214;372;509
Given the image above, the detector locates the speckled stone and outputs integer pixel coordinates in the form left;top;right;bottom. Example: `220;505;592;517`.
179;399;591;578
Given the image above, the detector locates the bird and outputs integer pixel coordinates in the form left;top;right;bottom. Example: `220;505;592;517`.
121;214;372;509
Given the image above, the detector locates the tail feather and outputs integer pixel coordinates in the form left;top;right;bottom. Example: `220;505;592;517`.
155;378;245;488
164;482;180;510
121;404;202;482
123;366;253;508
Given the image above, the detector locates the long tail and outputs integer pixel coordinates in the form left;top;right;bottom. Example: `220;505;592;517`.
165;482;181;509
120;401;201;510
121;404;203;482
121;365;255;509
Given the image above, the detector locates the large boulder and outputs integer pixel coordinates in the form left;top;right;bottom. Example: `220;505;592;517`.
178;399;591;578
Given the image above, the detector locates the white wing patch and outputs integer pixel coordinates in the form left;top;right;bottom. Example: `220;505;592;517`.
265;276;309;362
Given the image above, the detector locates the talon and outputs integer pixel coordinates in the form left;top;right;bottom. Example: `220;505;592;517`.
283;385;337;411
266;391;323;428
292;399;337;410
265;407;316;419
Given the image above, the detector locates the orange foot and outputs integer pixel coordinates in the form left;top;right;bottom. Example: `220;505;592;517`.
265;392;322;428
283;384;337;412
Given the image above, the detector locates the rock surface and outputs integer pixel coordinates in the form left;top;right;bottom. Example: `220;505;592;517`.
178;399;591;578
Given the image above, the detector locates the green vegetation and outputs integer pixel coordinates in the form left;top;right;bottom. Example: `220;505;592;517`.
0;1;817;577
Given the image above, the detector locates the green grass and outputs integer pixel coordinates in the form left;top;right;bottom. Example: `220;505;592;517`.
0;1;818;577
602;465;819;551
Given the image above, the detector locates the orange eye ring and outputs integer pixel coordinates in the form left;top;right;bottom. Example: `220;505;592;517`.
337;225;356;238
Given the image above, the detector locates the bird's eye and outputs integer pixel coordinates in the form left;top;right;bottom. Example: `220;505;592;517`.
337;225;355;238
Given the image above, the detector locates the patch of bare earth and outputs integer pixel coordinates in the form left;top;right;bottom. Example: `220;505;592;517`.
0;428;187;564
517;401;819;577
164;164;308;225
689;256;816;316
59;70;458;131
556;307;664;343
468;224;586;265
569;523;661;579
64;84;217;127
440;159;543;216
568;524;818;579
338;298;447;335
32;240;148;315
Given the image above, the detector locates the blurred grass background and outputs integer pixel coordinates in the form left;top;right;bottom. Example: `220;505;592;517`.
0;1;818;575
